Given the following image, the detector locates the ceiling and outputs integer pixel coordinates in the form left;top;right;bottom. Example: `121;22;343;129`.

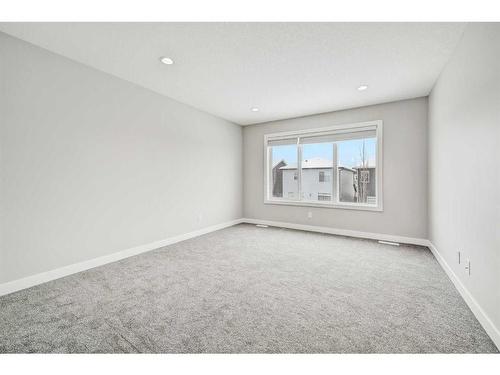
0;23;466;125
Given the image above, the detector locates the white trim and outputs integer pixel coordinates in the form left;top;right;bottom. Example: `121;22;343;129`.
264;120;379;139
241;218;428;246
426;241;500;350
0;219;244;297
263;199;383;211
297;138;303;201
1;216;497;351
375;120;384;209
378;240;400;246
263;120;383;212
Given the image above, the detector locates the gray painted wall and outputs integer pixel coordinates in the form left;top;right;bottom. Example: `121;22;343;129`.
428;24;500;335
0;33;242;283
243;97;428;238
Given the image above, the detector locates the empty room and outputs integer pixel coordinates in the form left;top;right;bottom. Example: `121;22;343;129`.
1;4;500;368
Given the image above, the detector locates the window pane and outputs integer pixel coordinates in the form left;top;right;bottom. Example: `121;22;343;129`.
337;138;376;204
270;144;298;199
318;193;332;201
301;143;334;202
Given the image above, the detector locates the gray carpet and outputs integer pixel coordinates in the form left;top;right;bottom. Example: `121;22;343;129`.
0;224;497;353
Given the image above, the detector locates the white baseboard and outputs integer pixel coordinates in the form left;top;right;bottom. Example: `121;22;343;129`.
0;218;244;297
241;218;429;246
426;241;500;350
1;216;498;350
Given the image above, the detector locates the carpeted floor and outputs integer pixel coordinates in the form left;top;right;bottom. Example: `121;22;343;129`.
0;224;497;353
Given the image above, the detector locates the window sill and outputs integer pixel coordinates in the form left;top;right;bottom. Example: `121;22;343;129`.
264;199;383;212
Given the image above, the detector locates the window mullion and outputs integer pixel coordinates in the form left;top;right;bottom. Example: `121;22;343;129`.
333;142;338;205
267;146;272;201
297;137;302;201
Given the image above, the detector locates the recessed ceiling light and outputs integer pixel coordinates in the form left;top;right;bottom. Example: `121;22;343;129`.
251;107;259;112
357;85;368;91
159;56;174;65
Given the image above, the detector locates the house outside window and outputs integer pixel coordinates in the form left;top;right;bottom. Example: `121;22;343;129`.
319;171;331;182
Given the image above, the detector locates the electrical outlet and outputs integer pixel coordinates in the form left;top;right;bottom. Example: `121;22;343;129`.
197;213;203;223
465;259;471;276
307;211;313;219
457;251;461;264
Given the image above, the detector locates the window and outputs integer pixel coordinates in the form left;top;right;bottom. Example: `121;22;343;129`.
264;121;382;211
318;193;332;201
269;143;298;199
319;171;331;182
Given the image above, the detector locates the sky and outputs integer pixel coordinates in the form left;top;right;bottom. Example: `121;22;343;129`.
272;138;376;168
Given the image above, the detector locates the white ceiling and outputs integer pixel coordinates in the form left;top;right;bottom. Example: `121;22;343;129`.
0;23;466;125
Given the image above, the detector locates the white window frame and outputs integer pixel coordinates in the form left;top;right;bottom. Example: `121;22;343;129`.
263;120;383;211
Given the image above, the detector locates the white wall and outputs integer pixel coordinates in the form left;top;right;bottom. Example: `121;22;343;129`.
428;24;500;340
243;98;428;239
0;33;242;283
282;168;333;200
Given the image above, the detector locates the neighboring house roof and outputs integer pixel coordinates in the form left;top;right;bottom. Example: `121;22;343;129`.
338;166;356;172
272;159;287;168
280;157;333;170
279;157;376;171
353;165;376;169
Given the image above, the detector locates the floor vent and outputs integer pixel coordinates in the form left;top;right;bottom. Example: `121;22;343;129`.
378;240;400;246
